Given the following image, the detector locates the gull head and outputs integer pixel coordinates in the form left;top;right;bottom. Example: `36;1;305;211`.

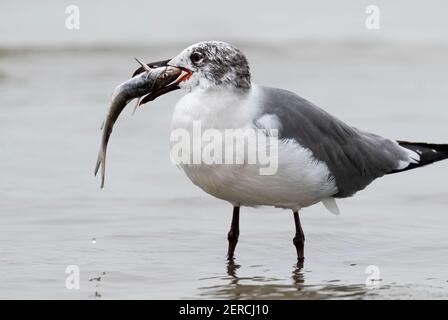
168;41;251;91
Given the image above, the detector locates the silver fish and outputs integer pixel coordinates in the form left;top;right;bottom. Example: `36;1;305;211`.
94;60;182;189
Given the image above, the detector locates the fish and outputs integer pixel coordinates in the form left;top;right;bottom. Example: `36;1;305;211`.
94;59;183;189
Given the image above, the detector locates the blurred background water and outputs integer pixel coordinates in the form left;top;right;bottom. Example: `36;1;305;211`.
0;0;448;299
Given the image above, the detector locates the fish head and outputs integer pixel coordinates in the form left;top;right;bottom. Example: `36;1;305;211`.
132;60;192;105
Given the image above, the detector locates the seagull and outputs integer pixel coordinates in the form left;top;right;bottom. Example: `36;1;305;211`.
131;41;448;263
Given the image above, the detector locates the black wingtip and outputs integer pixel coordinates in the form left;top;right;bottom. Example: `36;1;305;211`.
390;141;448;174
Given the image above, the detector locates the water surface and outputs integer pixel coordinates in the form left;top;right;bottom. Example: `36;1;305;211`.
1;1;448;299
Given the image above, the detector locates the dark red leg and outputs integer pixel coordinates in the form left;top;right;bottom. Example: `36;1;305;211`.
227;207;240;259
293;211;305;263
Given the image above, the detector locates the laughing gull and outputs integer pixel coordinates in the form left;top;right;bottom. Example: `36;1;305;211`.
132;41;448;263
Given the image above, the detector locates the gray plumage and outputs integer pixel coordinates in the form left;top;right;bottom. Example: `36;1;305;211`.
254;86;413;198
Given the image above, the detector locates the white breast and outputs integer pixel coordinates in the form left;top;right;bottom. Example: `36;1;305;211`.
170;85;338;211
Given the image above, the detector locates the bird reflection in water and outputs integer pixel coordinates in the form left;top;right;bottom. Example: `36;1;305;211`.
198;258;369;300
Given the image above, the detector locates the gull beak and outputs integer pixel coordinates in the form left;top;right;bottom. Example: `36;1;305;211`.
131;59;192;106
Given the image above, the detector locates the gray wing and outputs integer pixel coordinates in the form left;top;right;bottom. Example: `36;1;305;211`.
254;86;410;198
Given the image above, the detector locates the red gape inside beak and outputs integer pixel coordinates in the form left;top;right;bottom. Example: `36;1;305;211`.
176;67;193;83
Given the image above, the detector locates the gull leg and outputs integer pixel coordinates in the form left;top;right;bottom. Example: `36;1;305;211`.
293;211;305;263
227;206;240;260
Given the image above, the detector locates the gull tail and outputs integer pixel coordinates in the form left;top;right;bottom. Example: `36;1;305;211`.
322;198;340;215
389;141;448;174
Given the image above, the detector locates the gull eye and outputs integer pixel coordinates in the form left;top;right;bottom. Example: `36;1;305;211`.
190;52;203;64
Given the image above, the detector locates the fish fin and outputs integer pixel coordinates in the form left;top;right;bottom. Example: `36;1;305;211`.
138;94;148;106
131;59;171;77
134;58;151;72
321;198;340;215
132;98;140;115
100;120;105;130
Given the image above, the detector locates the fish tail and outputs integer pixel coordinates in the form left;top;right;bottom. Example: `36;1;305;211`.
94;147;106;189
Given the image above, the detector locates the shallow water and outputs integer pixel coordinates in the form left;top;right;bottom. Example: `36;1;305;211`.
1;0;448;299
1;42;448;299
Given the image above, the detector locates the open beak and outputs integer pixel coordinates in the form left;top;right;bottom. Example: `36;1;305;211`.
132;59;192;106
